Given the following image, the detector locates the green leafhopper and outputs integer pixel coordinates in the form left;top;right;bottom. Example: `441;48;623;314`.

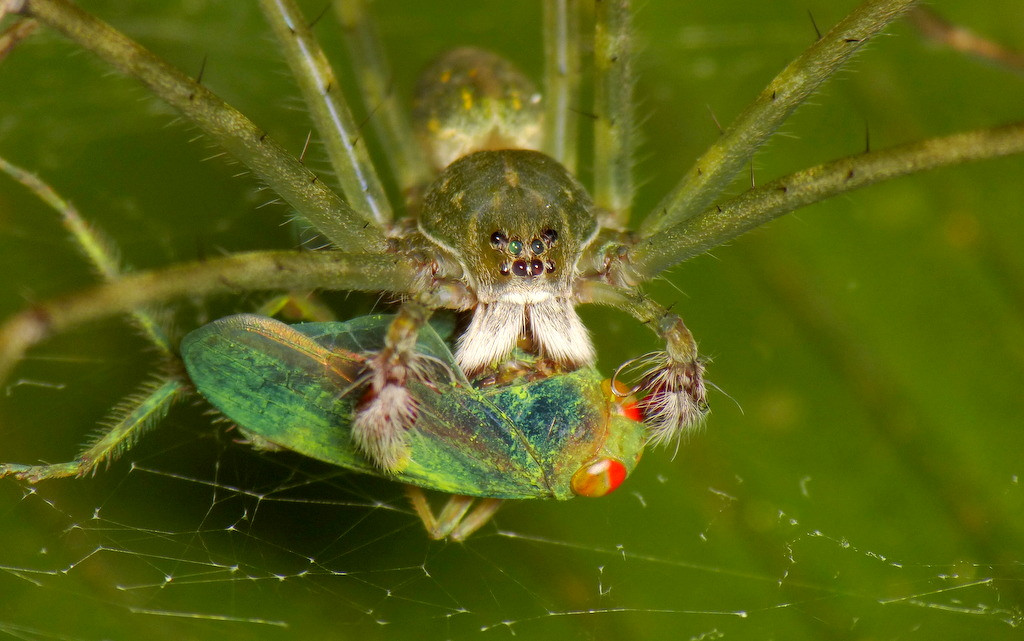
181;313;646;538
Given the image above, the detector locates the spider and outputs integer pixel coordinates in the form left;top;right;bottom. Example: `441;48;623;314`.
0;0;1021;539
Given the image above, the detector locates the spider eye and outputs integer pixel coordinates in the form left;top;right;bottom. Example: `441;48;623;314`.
511;259;528;276
541;228;558;244
571;458;628;497
499;262;511;275
530;239;545;255
530;259;544;276
508;239;524;255
490;230;507;246
545;259;556;273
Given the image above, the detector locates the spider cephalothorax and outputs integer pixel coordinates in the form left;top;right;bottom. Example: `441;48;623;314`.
419;149;599;374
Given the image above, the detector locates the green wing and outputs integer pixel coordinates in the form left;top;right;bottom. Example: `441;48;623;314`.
180;314;544;497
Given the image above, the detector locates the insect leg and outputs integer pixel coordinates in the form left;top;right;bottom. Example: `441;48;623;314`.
447;498;503;542
256;292;337;323
404;486;502;541
405;486;468;539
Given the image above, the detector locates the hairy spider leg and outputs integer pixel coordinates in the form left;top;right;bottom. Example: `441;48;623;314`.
334;0;432;196
541;0;580;175
19;0;385;253
350;301;432;473
0;250;424;387
0;157;190;481
592;0;634;227
258;0;392;227
571;0;708;442
255;0;429;473
579;282;708;446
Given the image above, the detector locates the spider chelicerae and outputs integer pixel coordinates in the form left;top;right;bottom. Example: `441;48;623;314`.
0;0;1021;539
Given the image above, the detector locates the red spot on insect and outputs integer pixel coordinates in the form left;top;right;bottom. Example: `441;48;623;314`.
603;378;643;423
619;398;643;423
571;458;628;497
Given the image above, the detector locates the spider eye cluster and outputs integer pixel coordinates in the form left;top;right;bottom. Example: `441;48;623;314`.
491;227;558;278
418;149;598;296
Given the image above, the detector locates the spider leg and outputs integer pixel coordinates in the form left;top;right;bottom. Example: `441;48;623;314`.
541;0;580;175
335;0;432;197
591;0;634;228
619;123;1024;281
0;9;36;61
257;292;338;323
0;250;429;385
0;156;173;356
404;486;502;541
0;380;188;481
580;283;707;447
636;0;915;239
908;6;1024;75
352;301;439;473
0;157;190;481
258;0;392;227
15;0;385;253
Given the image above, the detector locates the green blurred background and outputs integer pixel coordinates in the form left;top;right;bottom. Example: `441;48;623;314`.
1;1;1022;639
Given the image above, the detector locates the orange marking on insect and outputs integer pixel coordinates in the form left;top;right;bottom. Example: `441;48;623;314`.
603;378;643;423
571;458;629;497
620;399;643;423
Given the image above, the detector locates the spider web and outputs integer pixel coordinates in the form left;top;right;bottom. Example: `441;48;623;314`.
0;400;1020;640
2;1;1024;639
